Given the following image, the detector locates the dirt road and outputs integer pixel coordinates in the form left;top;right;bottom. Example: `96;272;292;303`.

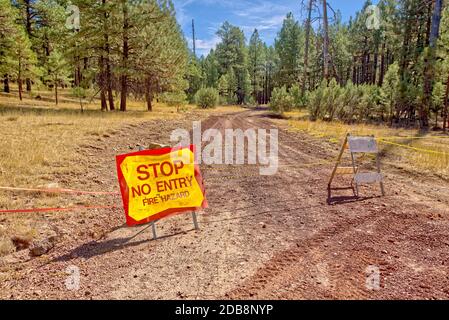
1;109;449;299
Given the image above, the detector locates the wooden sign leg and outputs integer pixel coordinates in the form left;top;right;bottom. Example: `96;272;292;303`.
328;134;349;189
377;154;385;196
350;152;359;197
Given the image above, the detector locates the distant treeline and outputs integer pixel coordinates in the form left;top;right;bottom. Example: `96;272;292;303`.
1;0;448;129
0;0;187;111
192;0;449;129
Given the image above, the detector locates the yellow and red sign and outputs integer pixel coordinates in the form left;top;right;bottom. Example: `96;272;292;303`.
116;145;207;226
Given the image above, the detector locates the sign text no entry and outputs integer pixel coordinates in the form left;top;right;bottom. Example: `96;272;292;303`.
116;145;207;226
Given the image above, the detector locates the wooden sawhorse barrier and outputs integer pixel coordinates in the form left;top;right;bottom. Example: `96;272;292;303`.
328;133;385;201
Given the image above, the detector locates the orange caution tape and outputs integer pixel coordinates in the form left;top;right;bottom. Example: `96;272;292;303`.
0;204;117;214
0;186;119;195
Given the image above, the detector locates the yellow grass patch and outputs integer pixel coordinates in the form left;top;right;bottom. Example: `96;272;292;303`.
0;87;244;256
287;117;449;177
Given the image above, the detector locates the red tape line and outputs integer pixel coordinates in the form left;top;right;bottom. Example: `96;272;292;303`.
0;186;119;195
0;205;118;214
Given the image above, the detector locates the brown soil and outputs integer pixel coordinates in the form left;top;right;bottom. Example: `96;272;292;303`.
1;109;448;300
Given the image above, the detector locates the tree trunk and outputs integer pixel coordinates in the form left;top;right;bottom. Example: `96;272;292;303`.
100;84;108;111
425;0;433;46
55;82;58;106
120;1;129;112
3;75;10;93
422;0;443;128
352;57;357;84
18;78;23;101
303;0;313;93
74;55;81;87
443;72;449;132
24;0;32;35
145;77;153;112
99;55;108;111
364;48;370;84
322;0;330;81
25;79;31;92
106;62;115;110
120;74;127;112
378;42;386;86
253;46;257;99
400;22;411;81
102;0;115;111
435;109;438;128
373;47;378;85
18;60;23;100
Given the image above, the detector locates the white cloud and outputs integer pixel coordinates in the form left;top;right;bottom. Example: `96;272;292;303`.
186;35;221;56
173;0;295;55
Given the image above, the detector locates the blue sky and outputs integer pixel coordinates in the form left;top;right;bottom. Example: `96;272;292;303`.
172;0;379;56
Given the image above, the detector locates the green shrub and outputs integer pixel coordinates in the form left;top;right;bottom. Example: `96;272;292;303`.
160;91;187;107
336;81;363;122
322;79;341;121
290;84;307;109
308;80;327;120
195;87;219;109
246;96;256;106
269;86;293;113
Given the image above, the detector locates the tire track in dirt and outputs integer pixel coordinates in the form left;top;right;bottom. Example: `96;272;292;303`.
220;110;449;300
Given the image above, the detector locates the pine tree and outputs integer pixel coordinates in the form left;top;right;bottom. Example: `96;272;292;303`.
421;0;444;127
215;22;249;104
439;5;449;131
7;27;39;100
136;0;188;111
248;29;266;102
380;62;400;124
275;13;303;88
0;0;19;93
44;50;71;105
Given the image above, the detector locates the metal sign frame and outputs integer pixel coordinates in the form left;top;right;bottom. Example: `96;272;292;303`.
149;211;199;240
328;133;385;199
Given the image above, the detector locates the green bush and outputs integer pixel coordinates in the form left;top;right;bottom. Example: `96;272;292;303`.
322;79;341;121
246;95;256;106
308;80;327;120
335;81;363;122
269;86;293;113
290;84;307;109
160;91;187;107
195;87;219;109
308;81;378;123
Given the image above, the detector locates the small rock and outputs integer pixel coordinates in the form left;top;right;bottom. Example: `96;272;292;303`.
381;250;388;254
29;239;54;257
11;235;32;250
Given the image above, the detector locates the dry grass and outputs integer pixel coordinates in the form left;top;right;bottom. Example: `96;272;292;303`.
285;113;449;177
0;86;245;257
0;87;243;189
0;224;15;256
0;101;184;190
